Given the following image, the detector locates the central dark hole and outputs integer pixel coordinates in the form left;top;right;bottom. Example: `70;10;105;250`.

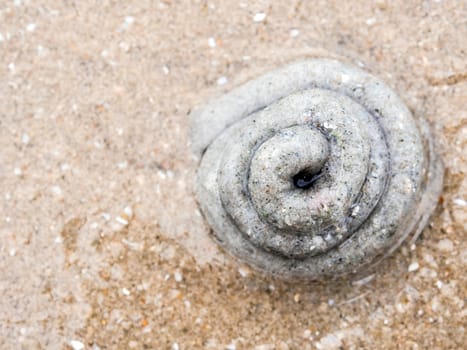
293;169;323;190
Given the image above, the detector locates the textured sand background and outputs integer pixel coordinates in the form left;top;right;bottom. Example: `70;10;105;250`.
0;1;466;349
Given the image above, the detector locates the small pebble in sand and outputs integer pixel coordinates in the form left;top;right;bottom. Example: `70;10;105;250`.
253;13;267;22
172;343;180;350
26;23;36;32
51;186;63;197
119;42;130;52
119;16;135;31
254;344;275;350
408;262;420;272
21;133;30;144
174;271;183;282
60;163;70;171
123;206;133;218
437;238;454;252
117;161;128;169
352;274;375;287
122;238;143;251
116;216;129;226
113;206;133;226
316;334;342;349
208;37;216;48
290;28;300;37
69;340;85;350
217;76;228;85
14;167;22;176
238;266;249;277
124;16;135;25
36;44;45;56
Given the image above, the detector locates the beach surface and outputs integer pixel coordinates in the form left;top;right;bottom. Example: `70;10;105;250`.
0;1;465;349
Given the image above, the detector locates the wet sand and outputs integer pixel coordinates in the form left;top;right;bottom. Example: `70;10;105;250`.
0;1;465;349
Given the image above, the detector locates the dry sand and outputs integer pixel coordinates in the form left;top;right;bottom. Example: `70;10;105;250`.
0;1;465;349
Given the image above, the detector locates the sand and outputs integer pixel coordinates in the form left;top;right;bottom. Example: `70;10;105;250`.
0;1;465;349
